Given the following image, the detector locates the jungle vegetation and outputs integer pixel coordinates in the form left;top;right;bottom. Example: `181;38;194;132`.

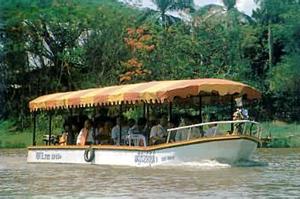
0;0;300;126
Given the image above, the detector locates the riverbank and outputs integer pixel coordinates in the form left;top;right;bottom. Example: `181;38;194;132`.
260;121;300;148
1;120;300;148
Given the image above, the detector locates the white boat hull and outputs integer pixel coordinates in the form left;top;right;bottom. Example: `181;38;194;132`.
27;136;259;167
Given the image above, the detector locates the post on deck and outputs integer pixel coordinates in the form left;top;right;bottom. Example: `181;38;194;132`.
168;102;172;121
69;108;73;117
119;103;123;145
146;104;150;120
199;95;203;136
32;112;37;146
143;102;146;118
48;112;52;145
199;95;202;123
230;96;234;132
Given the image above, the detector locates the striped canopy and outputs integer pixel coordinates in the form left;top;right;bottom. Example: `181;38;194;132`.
29;78;261;112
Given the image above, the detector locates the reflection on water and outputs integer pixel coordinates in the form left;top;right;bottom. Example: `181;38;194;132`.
0;148;299;198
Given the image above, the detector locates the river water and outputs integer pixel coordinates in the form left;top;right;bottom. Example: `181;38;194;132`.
0;148;299;198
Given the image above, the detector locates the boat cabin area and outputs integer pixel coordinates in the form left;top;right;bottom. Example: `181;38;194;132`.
42;108;260;148
29;79;261;147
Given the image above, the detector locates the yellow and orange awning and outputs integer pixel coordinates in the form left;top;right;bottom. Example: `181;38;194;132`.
29;78;261;112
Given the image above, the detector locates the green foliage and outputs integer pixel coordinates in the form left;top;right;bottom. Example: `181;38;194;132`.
223;0;236;10
268;53;300;93
0;120;31;148
141;0;194;27
261;121;300;148
0;0;300;124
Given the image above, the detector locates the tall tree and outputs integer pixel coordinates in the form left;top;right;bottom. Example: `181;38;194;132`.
138;0;194;27
253;0;287;69
194;0;253;25
193;0;254;82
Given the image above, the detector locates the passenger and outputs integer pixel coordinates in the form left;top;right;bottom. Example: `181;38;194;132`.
127;119;138;135
76;119;94;146
134;117;148;146
205;114;220;137
94;121;104;144
167;117;180;143
149;115;168;145
191;116;205;137
59;122;69;146
175;115;200;141
127;118;136;129
128;117;147;146
67;120;78;145
102;119;113;144
128;117;147;135
77;113;89;130
111;116;129;145
233;108;243;134
142;117;151;141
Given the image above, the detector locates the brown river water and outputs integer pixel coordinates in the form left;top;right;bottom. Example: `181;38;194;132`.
0;148;299;198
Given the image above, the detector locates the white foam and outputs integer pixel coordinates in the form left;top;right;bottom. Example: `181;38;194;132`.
157;160;231;169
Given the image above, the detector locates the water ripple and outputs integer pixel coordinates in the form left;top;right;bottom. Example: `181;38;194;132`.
0;148;299;198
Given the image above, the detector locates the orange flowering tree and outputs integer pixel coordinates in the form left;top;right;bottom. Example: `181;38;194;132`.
119;27;155;83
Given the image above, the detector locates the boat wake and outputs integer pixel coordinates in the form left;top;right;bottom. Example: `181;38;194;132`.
154;159;268;169
233;159;268;167
158;160;231;170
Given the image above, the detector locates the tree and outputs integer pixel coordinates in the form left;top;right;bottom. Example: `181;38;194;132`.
253;0;288;69
83;3;139;87
194;0;253;26
192;0;255;83
119;27;153;84
0;0;140;117
254;0;300;120
138;0;194;27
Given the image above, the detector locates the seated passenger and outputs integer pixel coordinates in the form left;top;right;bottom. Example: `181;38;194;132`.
175;115;200;141
128;118;147;135
76;119;94;146
127;118;136;130
167;117;180;143
205;124;219;137
205;114;221;137
67;119;78;145
150;115;168;145
59;122;70;146
94;119;113;144
111;116;129;145
128;117;147;146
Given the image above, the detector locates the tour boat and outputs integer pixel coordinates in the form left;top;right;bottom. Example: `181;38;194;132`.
27;78;262;167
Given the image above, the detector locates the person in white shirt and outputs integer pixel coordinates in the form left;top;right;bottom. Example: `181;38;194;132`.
150;115;168;145
175;115;200;141
205;125;219;137
127;117;147;146
111;116;129;145
204;114;221;137
76;119;94;145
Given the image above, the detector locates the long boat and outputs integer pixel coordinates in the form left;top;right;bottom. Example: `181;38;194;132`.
27;78;262;167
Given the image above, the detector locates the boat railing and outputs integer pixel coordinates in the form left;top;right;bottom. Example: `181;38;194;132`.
166;120;262;144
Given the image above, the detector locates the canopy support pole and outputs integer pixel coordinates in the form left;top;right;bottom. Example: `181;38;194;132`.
48;112;52;145
70;108;73;116
143;102;146;118
119;103;122;145
199;95;204;136
168;102;172;121
146;104;150;120
231;96;234;132
32;112;36;146
199;95;202;123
